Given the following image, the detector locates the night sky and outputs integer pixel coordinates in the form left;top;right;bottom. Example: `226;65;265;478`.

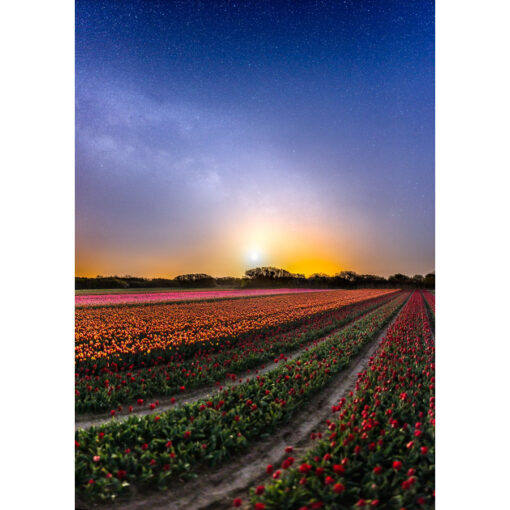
76;0;434;278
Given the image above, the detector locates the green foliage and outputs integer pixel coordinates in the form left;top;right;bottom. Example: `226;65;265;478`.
75;295;407;503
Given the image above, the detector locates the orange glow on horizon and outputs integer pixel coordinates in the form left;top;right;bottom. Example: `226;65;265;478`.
76;217;361;279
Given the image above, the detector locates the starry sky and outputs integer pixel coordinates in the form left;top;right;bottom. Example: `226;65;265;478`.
76;0;434;278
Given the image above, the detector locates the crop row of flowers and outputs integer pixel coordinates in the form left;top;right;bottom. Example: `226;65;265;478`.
76;291;403;413
422;290;435;315
76;288;325;307
250;291;434;510
75;289;396;367
422;290;435;332
75;293;408;503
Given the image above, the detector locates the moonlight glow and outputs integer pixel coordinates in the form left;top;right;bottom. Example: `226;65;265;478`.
243;247;265;268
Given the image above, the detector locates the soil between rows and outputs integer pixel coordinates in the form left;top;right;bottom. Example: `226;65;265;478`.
76;294;401;431
76;293;410;510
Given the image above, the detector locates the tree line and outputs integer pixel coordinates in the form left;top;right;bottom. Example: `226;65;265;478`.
76;267;435;290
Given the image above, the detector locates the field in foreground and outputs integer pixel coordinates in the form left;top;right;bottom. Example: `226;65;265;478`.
75;289;434;509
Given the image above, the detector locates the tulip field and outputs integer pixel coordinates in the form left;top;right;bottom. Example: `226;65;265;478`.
250;291;434;509
76;287;325;307
75;289;399;413
75;289;395;363
75;289;435;509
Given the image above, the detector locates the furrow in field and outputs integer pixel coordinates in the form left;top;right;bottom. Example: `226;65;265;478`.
75;293;410;507
248;291;434;509
76;293;403;430
169;293;413;510
76;291;401;416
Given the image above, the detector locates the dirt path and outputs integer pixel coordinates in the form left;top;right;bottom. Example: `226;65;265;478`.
75;294;410;510
76;296;402;430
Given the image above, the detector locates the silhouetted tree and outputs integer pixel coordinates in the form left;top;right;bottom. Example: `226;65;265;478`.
173;273;216;288
76;267;435;291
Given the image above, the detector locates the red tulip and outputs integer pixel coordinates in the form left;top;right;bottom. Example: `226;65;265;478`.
333;482;345;493
282;457;294;469
299;463;312;473
392;460;402;470
333;464;345;474
402;477;415;490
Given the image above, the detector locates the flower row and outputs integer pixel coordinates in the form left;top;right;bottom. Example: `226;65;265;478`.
76;288;325;307
250;291;434;509
75;293;408;503
422;290;435;315
76;292;402;413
